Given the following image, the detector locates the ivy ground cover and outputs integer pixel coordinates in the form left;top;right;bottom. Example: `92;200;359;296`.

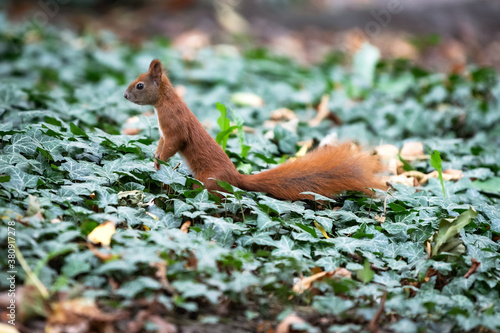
0;17;500;332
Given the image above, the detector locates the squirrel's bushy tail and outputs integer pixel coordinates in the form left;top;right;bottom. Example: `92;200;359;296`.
238;143;386;200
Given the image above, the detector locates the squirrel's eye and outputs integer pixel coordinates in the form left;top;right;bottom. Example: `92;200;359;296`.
136;83;144;90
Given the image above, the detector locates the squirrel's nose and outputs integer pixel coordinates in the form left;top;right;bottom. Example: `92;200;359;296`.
123;92;129;99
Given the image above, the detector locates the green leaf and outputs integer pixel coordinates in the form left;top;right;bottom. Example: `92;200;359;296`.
230;107;251;158
215;102;231;151
356;259;375;283
273;125;297;154
471;177;500;193
352;222;374;239
4;133;37;156
430;207;478;257
388;202;406;212
430;150;445;197
296;223;318;239
151;165;186;186
398;155;414;171
0;174;11;182
70;122;88;137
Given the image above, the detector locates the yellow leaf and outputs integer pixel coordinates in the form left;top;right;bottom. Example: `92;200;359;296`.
88;221;116;247
314;220;329;239
146;212;159;220
295;139;313;158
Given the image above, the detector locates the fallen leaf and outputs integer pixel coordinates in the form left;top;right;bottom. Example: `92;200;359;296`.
429;207;478;257
87;221;116;247
388;175;415;187
375;144;399;159
122;128;141;135
276;314;306;333
443;169;463;180
309;94;330;127
26;195;42;217
146;212;159;220
314;220;330;239
420;169;463;184
293;268;351;294
401;141;424;157
87;242;116;261
184;250;198;270
257;320;274;333
292;140;313;159
464;258;481;278
148;315;178;333
150;261;174;293
48;297;122;326
318;132;339;148
180;221;191;233
402;170;427;182
270;108;297;121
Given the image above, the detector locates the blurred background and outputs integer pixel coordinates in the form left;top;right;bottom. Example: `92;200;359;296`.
5;0;500;72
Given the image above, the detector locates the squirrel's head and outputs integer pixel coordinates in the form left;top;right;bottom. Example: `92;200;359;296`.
124;59;165;106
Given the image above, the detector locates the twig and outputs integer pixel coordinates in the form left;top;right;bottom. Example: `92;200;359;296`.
369;289;387;333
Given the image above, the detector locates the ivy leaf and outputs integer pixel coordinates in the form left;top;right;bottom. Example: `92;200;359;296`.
356;259;375;283
151;165;186;186
3;133;37;156
69;122;88;137
60;159;93;181
471;177;500;194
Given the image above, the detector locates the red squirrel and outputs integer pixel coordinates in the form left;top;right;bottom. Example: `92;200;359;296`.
124;59;386;200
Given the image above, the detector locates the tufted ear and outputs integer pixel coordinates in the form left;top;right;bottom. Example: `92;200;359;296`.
148;59;163;85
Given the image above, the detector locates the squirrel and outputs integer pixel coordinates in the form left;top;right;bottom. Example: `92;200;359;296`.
124;59;386;200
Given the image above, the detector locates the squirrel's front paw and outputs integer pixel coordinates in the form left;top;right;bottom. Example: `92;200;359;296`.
154;158;160;171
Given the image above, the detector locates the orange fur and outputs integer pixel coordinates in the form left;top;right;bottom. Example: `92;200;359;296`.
124;59;386;200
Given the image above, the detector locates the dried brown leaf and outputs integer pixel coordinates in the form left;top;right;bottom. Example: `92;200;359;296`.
375;144;399;159
270;108;297;121
276;314;306;333
401;141;424;157
180;221;191;233
464;258;481;278
309;94;330;127
122;128;141;135
292;268;351;294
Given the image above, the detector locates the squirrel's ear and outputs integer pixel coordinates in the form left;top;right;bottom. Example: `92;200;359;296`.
149;59;163;85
